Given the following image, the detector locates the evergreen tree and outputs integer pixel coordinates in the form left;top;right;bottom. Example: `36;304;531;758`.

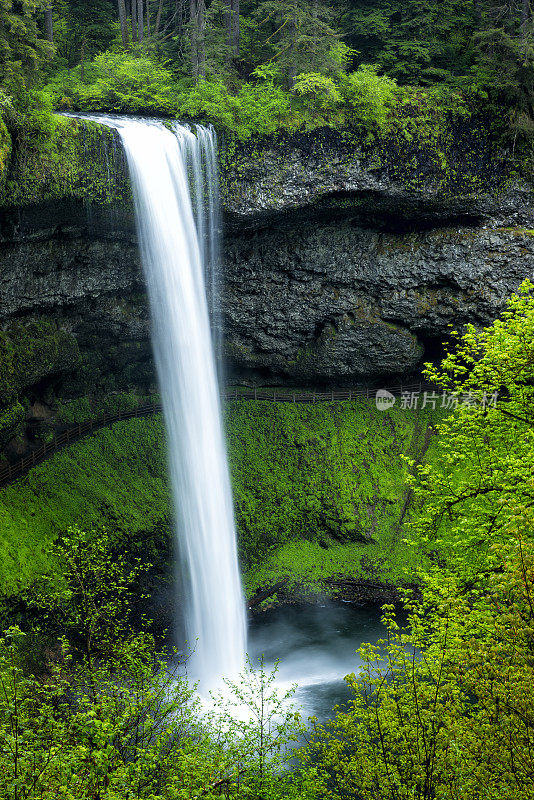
0;0;51;99
252;0;343;84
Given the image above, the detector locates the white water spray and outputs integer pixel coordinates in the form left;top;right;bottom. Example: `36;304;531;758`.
87;116;246;690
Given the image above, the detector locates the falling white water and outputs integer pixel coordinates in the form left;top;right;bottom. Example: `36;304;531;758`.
80;115;246;690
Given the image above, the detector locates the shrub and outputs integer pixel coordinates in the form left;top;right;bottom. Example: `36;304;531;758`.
338;64;398;136
49;51;180;115
293;72;343;126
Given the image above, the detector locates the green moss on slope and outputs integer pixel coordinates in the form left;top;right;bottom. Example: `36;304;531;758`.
0;400;440;599
226;400;440;594
0;415;170;596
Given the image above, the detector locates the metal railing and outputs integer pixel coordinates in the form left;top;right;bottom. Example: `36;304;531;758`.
0;383;430;489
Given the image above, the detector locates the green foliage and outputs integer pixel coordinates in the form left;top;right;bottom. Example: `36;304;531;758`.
338;63;398;136
341;0;477;85
55;0;118;68
298;279;534;799
0;525;307;800
251;0;345;84
0;416;170;596
301;543;534;799
411;280;534;583
293;72;342;125
55;50;179;114
0;0;51;101
27;525;149;659
177;77;295;136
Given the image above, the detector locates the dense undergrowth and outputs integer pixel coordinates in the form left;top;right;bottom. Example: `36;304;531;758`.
0;416;169;597
0;400;439;599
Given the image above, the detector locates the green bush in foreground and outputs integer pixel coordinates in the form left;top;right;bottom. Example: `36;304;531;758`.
0;526;310;800
299;282;534;799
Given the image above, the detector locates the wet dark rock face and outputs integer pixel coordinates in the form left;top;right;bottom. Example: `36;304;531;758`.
222;220;534;384
1;129;534;403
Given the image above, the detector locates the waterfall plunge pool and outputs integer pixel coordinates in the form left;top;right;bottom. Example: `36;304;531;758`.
248;602;389;720
172;602;390;723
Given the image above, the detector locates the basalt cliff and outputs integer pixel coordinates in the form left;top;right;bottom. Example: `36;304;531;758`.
0;119;533;451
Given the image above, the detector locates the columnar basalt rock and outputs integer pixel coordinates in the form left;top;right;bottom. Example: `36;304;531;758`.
0;125;534;426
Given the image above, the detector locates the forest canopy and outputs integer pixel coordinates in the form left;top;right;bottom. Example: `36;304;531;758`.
1;0;534;140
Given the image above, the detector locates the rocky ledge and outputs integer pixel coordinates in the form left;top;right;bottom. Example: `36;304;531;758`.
0;123;533;437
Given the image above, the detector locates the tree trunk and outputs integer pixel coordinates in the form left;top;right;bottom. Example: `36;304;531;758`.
154;0;164;35
189;0;205;78
224;0;232;61
287;4;298;86
138;0;144;41
117;0;129;48
231;0;239;57
146;0;151;36
197;0;206;77
521;0;531;63
44;3;54;43
190;0;198;78
131;0;138;42
80;38;86;80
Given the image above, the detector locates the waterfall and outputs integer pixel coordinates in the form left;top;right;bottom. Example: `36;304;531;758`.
86;116;246;690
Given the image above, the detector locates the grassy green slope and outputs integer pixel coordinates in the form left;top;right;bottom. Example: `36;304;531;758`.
0;416;169;596
0;400;441;598
227;400;440;594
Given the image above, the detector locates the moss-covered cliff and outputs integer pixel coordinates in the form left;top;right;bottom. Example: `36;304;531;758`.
0;400;439;604
0;115;129;208
0;111;529;222
0;117;11;195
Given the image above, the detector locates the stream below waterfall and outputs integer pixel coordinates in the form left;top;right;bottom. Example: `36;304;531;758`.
248;603;388;720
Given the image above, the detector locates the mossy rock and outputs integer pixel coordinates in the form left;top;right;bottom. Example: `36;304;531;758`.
0;320;81;407
1;115;130;207
0;402;25;449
